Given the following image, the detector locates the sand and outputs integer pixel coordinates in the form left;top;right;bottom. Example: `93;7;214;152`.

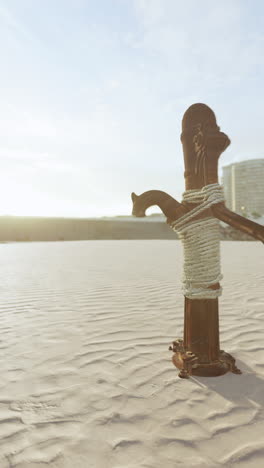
0;240;264;468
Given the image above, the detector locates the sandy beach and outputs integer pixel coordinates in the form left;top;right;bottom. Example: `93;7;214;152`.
1;240;264;468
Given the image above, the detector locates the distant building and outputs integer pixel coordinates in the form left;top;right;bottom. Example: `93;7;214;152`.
221;159;264;215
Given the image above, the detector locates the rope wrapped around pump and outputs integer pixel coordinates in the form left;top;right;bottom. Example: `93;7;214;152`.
171;183;225;300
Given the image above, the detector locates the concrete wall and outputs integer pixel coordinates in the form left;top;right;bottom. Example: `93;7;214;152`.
0;217;178;242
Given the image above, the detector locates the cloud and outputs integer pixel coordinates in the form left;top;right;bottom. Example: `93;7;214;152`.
132;0;263;85
0;0;263;216
0;3;35;46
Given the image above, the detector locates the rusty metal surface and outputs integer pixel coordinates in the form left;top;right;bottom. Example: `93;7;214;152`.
132;103;262;378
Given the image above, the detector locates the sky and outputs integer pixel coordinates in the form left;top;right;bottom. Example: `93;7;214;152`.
0;0;263;217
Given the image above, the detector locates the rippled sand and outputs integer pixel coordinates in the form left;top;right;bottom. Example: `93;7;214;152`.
0;240;264;467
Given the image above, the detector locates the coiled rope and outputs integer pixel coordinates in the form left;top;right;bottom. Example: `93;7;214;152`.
171;184;225;300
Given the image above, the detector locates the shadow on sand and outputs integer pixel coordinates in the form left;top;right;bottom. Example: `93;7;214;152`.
190;358;264;407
